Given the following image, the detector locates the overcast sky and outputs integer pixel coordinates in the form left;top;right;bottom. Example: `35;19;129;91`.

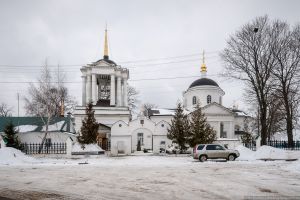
0;0;300;116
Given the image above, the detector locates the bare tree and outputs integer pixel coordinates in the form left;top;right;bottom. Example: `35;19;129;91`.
24;64;75;153
141;103;157;117
221;16;277;145
0;103;13;117
127;85;140;118
270;21;300;146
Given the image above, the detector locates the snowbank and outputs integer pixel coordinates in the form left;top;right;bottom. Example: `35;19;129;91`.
235;145;300;161
0;147;38;165
235;145;255;161
72;143;104;154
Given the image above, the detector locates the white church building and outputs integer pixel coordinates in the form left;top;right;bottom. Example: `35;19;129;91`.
74;30;250;155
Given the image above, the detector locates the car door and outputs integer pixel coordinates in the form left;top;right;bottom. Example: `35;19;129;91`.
215;145;227;158
205;145;218;158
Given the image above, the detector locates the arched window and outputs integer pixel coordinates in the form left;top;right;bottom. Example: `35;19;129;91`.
192;96;197;105
207;95;212;104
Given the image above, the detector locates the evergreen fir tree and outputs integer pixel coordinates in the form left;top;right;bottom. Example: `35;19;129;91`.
77;102;99;145
187;103;216;147
167;102;189;151
2;122;22;150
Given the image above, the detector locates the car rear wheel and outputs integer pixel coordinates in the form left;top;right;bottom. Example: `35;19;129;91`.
228;154;236;161
199;155;207;162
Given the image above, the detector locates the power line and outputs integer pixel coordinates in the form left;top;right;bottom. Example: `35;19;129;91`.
0;74;221;84
0;51;220;69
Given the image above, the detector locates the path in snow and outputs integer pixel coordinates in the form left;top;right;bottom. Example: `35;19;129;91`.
0;157;300;200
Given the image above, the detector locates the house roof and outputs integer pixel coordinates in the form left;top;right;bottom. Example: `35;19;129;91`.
0;116;75;133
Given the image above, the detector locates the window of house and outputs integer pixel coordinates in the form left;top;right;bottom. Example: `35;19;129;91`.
192;96;197;105
207;95;212;104
137;133;144;145
160;141;166;145
119;124;122;127
140;120;144;125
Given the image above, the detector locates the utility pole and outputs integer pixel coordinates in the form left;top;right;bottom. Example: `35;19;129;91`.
17;93;19;117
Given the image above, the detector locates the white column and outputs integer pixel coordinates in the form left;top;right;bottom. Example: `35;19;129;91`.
81;76;86;106
86;75;92;103
123;78;128;107
92;74;97;105
117;76;122;106
110;74;116;106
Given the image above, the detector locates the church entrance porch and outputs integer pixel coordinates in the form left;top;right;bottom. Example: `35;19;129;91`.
96;124;111;151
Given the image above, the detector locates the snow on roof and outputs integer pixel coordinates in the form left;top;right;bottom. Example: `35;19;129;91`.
16;125;38;133
150;108;175;116
42;121;65;132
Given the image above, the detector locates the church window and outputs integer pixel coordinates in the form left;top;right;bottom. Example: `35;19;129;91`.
207;95;212;104
161;124;164;127
220;122;227;138
119;124;122;127
192;96;197;105
137;133;144;145
219;96;222;105
140;120;144;125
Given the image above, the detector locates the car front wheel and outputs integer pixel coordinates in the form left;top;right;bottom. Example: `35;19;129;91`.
199;155;207;162
228;154;236;161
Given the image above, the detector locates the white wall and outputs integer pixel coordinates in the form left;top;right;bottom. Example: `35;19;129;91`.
17;132;76;143
110;135;131;155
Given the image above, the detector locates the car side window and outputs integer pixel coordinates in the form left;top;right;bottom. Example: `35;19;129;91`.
216;145;225;150
197;145;205;150
206;145;216;150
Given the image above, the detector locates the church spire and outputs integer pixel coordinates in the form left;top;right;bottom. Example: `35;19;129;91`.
201;50;207;77
103;25;109;59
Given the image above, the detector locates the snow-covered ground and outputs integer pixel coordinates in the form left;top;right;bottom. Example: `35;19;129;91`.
0;146;300;199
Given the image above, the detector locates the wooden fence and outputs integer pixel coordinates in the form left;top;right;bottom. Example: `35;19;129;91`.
21;143;67;154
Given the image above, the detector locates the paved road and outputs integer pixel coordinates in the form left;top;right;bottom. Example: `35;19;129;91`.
0;158;299;200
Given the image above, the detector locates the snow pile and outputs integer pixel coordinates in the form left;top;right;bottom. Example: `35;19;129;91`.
235;145;300;161
72;143;104;153
235;145;255;161
0;147;37;165
254;146;288;160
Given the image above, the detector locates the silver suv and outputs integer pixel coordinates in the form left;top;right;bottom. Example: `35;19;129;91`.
193;144;240;162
